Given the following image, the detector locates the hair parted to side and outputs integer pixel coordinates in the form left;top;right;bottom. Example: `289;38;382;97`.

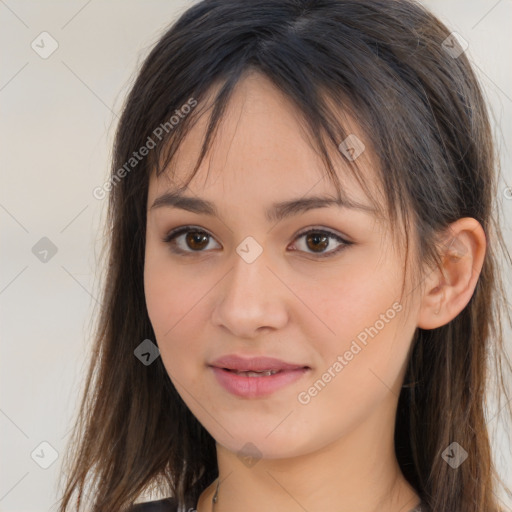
56;1;512;511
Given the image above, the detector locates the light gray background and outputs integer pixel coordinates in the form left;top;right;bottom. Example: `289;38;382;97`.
1;1;511;511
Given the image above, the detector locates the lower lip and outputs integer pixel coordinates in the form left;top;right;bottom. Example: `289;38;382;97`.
210;366;309;398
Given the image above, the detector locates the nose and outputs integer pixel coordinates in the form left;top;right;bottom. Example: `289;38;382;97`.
210;247;289;339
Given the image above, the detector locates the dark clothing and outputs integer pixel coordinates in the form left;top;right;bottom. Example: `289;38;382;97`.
128;497;425;511
128;498;179;511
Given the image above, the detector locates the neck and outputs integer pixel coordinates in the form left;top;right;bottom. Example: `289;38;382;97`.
197;398;420;512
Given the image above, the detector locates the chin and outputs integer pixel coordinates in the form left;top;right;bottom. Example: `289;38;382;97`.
206;421;319;461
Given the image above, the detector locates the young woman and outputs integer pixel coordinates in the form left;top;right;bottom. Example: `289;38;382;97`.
57;1;512;511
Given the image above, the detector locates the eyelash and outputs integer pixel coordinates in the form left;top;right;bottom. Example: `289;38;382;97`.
161;225;353;259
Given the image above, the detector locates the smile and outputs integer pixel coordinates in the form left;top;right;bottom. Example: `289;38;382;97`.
210;366;309;398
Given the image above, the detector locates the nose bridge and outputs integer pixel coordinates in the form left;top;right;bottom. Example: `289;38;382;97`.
211;237;288;335
227;237;274;306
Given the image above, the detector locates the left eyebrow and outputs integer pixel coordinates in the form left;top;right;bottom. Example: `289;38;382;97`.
150;191;377;224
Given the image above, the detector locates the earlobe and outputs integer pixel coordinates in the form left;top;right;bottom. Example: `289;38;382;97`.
417;218;486;330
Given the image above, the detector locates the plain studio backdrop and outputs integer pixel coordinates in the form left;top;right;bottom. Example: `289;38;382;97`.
1;1;511;511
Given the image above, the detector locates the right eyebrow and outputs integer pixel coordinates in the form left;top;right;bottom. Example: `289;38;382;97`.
150;191;377;224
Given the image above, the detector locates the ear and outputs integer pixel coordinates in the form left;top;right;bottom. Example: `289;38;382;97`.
417;217;487;330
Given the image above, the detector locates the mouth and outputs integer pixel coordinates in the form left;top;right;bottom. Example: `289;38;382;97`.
220;368;284;377
209;354;310;373
208;357;310;398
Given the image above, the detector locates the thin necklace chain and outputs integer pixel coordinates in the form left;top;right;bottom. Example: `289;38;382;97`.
211;478;219;510
211;478;423;512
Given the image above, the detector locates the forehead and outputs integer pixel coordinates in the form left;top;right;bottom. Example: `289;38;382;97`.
148;71;383;216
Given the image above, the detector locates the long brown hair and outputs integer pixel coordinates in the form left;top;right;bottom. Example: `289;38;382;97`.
56;1;512;511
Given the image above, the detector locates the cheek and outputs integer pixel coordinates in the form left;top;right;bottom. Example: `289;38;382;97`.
300;254;402;344
144;249;198;358
295;287;411;442
144;246;222;388
302;256;412;394
144;240;199;333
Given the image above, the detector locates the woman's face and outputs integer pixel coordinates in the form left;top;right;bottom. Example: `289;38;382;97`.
144;72;422;459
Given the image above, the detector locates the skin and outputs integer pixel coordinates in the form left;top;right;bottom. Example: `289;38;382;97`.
144;71;486;512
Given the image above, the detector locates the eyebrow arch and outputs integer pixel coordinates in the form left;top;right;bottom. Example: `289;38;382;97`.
150;191;376;223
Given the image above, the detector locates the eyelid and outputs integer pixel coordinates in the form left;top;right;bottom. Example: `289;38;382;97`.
161;224;353;258
162;225;216;244
294;225;352;243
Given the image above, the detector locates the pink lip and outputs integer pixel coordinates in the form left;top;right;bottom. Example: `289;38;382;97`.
208;355;310;398
209;354;307;372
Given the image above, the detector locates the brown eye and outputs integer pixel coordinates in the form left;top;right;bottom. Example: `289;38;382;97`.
162;227;219;255
184;231;210;251
289;229;352;259
305;232;329;253
162;226;353;259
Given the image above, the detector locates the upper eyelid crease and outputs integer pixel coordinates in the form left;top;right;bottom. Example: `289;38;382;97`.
163;225;352;258
150;192;376;224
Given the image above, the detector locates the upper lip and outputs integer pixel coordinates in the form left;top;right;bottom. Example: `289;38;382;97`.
209;354;309;372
